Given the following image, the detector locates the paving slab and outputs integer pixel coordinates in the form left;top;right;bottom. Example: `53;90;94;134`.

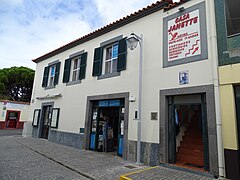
1;136;146;180
0;129;22;136
0;136;220;180
120;166;214;180
0;136;88;180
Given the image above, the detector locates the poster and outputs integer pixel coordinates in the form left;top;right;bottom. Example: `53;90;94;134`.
168;9;201;62
51;108;59;128
163;2;208;67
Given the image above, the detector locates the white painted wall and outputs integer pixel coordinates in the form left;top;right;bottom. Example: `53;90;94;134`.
0;101;30;122
29;0;216;144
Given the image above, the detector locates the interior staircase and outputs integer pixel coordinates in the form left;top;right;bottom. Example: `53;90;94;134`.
176;111;204;168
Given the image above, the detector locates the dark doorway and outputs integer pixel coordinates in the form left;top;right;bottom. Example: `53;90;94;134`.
5;111;20;128
168;95;209;171
89;99;124;156
40;106;52;139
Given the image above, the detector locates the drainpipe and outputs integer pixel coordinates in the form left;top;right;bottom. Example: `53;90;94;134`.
207;0;225;177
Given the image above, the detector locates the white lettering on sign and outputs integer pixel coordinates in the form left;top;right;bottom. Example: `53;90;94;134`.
167;9;201;62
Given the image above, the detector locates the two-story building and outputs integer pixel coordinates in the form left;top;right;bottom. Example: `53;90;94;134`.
29;0;223;177
215;0;240;179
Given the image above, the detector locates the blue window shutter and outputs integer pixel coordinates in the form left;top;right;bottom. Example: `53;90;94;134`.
42;66;49;87
92;47;103;76
54;62;61;85
117;38;127;71
79;52;88;80
63;59;71;83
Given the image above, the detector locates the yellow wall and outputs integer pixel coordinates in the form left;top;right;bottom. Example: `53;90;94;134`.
219;64;240;85
219;64;240;150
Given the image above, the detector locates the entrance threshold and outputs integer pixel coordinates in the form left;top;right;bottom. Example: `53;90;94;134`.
161;164;215;179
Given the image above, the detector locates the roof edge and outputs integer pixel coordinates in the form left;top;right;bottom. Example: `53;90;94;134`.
32;0;175;63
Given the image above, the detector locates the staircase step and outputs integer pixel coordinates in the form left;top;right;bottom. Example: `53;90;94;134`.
177;154;204;166
180;143;203;150
178;148;203;157
184;132;202;138
182;138;203;145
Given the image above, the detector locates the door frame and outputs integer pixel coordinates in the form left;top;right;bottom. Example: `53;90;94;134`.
159;85;218;175
168;101;209;170
90;106;123;155
38;102;54;139
5;110;20;128
84;92;129;160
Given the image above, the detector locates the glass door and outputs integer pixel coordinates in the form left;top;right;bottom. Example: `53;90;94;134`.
41;106;52;139
117;107;124;156
90;107;98;150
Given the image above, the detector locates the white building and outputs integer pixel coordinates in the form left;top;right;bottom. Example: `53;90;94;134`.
29;0;222;177
0;100;29;129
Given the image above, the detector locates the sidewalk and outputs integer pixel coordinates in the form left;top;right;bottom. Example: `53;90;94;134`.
120;166;214;180
0;136;216;180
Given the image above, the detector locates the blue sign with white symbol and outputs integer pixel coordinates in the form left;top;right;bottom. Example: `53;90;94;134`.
179;70;189;85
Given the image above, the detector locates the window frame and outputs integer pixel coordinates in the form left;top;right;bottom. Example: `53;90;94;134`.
48;65;56;87
70;56;82;82
225;0;240;37
102;43;119;75
50;108;60;128
42;60;61;89
32;109;41;127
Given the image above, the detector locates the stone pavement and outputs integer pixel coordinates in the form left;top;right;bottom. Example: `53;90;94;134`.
0;129;22;136
120;166;214;180
0;136;146;180
0;135;216;180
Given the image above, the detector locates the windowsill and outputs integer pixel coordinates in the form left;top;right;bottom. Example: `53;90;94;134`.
66;80;81;86
97;71;121;80
227;33;240;38
45;85;56;90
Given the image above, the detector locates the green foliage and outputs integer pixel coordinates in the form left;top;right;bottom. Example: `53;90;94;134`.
0;66;35;102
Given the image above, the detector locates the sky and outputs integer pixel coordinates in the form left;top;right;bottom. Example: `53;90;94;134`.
0;0;163;70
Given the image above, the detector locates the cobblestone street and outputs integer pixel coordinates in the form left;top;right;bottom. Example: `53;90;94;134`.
0;134;215;180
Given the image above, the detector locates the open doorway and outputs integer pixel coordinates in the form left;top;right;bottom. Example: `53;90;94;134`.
168;95;209;171
5;110;20;128
89;99;124;157
5;111;20;128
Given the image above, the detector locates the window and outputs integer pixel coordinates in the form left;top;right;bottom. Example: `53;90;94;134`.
92;38;127;77
225;0;240;36
102;43;118;74
49;65;56;86
42;61;61;88
71;56;81;81
63;52;87;84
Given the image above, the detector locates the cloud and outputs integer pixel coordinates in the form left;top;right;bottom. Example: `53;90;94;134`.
0;0;158;70
94;0;157;24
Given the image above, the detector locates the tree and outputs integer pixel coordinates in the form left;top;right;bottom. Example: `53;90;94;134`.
0;66;35;102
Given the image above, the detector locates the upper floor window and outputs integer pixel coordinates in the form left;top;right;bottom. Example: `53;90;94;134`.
103;43;118;75
225;0;240;36
63;52;87;84
92;37;127;78
42;61;61;88
49;65;56;86
71;56;81;81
